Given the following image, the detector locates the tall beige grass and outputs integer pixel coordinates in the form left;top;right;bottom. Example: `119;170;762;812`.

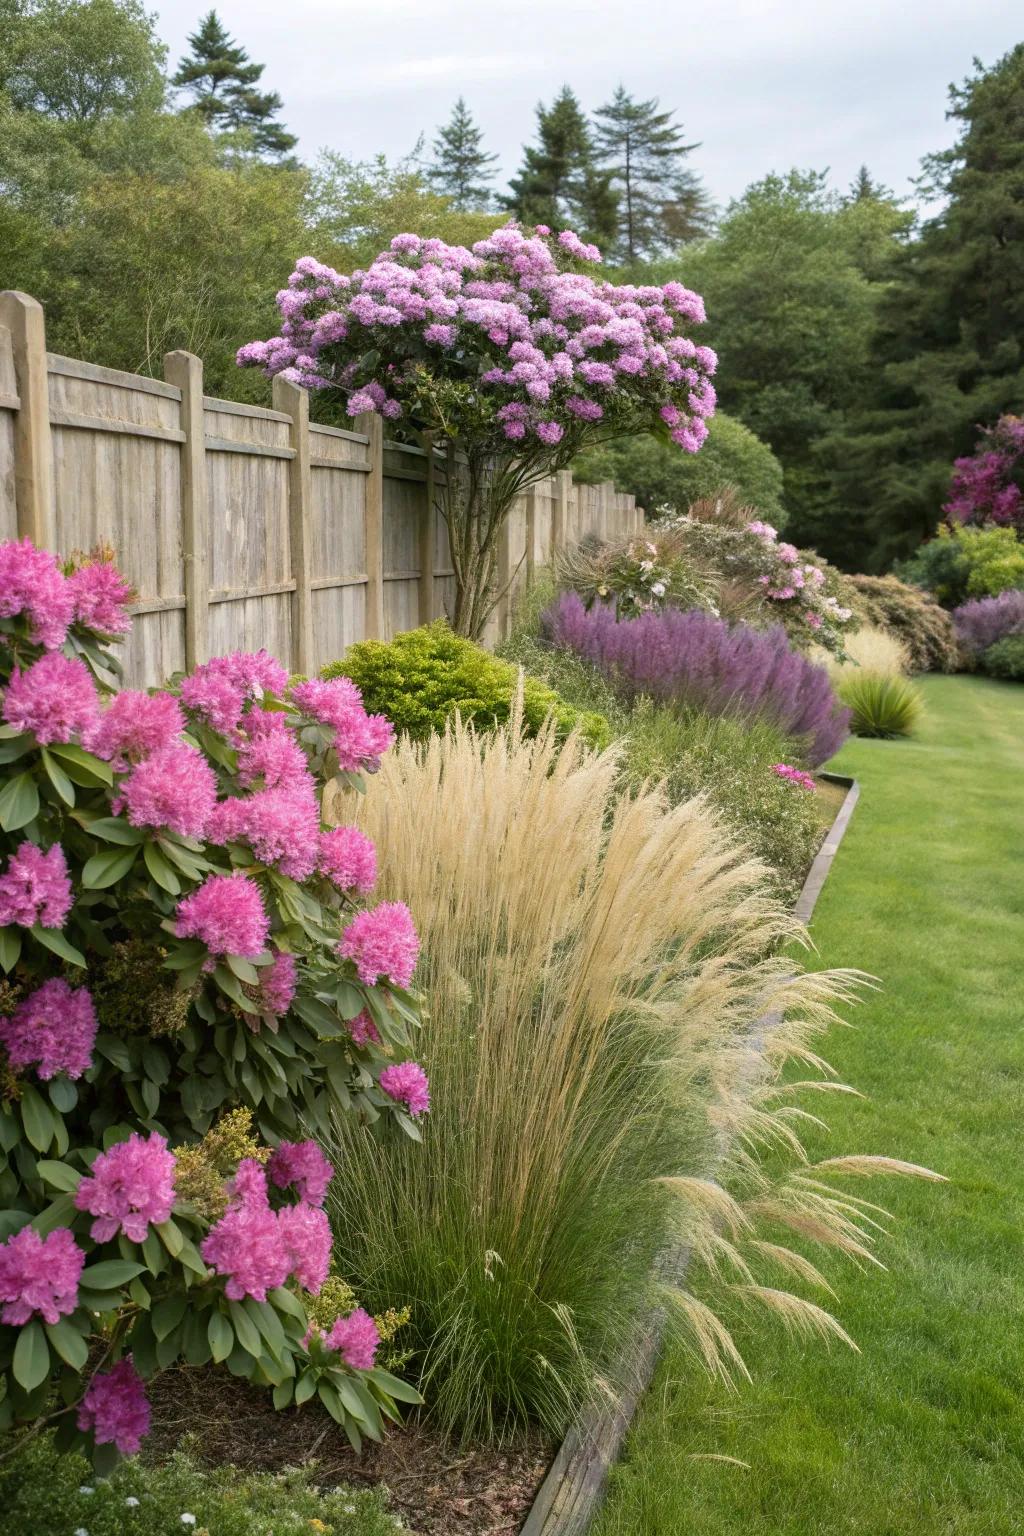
325;709;938;1439
822;623;910;678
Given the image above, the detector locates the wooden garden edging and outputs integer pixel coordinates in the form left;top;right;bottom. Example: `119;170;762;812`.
519;771;860;1536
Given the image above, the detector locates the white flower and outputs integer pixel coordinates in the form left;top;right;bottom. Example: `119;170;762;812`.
181;1517;197;1527
74;1528;90;1536
79;1487;95;1495
344;1506;356;1516
651;581;666;597
125;1497;140;1508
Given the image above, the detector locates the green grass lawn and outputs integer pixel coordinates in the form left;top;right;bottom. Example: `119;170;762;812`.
595;675;1024;1536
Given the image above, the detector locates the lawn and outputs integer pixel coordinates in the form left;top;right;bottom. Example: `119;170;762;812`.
594;674;1024;1536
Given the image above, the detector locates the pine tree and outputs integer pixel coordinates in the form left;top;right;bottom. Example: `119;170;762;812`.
822;45;1024;567
427;97;497;210
172;9;296;158
504;86;618;248
846;164;892;203
593;86;711;264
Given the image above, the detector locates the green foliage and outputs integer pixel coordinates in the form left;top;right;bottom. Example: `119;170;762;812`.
171;9;297;159
2;0;166;121
593;85;712;262
835;670;923;738
981;633;1024;680
323;621;612;749
847;574;960;673
427;95;498;211
574;412;786;525
655;169;910;565
504;86;618;248
822;46;1024;567
0;1436;397;1536
900;525;1024;605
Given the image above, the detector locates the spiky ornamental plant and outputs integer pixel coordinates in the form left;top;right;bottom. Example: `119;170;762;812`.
0;540;426;1469
237;224;717;639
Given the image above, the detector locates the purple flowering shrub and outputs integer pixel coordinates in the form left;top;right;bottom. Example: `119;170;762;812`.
0;540;427;1467
543;592;849;766
952;590;1024;656
944;414;1024;531
238;225;716;638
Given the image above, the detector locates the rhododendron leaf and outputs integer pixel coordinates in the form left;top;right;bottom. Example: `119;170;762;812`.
128;1277;150;1310
128;1313;158;1378
333;982;365;1021
0;771;39;832
163;940;207;971
213;965;251;1012
154;1217;184;1258
19;1085;56;1152
295;1372;316;1406
0;926;22;974
244;1297;286;1361
141;1043;170;1086
177;1241;208;1281
316;1377;346;1426
30;925;86;968
369;1367;424;1404
44;1319;88;1371
35;1160;81;1194
30;1191;76;1236
13;1321;49;1392
268;1286;307;1322
292;995;345;1038
83;1259;146;1289
226;954;260;985
96;1036;134;1072
47;1077;77;1113
228;1299;261;1357
272;1380;294;1409
84;817;146;845
157;838;207;880
47;743;113;787
138;1077;160;1117
0;730;32;763
92;1441;122;1478
208;1311;233;1363
40;747;76;807
82;845;139;888
143;841;180;895
393;1111;423;1143
141;1231;165;1275
156;1325;183;1369
0;1209;33;1239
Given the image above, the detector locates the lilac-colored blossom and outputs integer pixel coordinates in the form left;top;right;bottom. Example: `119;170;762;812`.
175;874;270;960
0;539;74;649
325;1306;379;1370
77;1358;150;1455
0;1225;83;1325
0;977;97;1079
268;1140;333;1206
75;1132;176;1243
118;742;217;838
67;558;134;636
0;841;72;928
379;1060;430;1118
318;826;377;894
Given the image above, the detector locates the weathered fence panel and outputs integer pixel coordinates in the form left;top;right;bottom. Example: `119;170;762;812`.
0;290;643;686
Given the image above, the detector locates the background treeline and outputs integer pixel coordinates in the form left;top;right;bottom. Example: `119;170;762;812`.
0;0;1021;571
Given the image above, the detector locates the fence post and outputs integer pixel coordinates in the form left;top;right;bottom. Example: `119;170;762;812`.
419;432;438;625
552;469;571;565
164;350;209;670
355;412;385;639
272;375;315;676
0;291;55;548
525;482;540;589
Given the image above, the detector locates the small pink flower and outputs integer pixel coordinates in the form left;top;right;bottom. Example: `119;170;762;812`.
75;1132;176;1243
67;558;134;636
77;1357;150;1455
325;1306;379;1370
0;1225;83;1325
379;1061;430;1118
278;1201;331;1293
87;690;184;765
0;539;73;649
258;949;297;1016
268;1140;334;1206
348;1010;380;1048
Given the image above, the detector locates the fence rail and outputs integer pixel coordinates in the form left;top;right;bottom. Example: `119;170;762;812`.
0;291;643;687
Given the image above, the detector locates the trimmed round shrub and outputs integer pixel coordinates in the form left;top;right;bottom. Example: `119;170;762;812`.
835;670;923;738
324;621;611;749
847;574;960;673
543;592;850;766
900;525;1024;606
981;634;1024;680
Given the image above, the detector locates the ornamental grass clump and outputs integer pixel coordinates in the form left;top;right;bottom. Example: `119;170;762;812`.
835;670;924;739
543;591;850;766
238;225;717;638
0;539;427;1468
327;712;938;1442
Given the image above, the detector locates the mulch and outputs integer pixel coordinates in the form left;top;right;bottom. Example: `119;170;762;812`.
145;1367;552;1536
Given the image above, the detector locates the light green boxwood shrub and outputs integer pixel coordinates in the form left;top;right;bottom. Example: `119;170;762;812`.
324;621;612;749
982;634;1024;680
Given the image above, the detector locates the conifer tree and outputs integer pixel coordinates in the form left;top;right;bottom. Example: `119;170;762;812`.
172;9;296;158
593;85;711;263
505;86;618;248
427;96;497;210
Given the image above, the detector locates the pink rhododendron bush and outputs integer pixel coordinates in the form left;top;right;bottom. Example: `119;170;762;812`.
238;224;717;638
0;540;426;1469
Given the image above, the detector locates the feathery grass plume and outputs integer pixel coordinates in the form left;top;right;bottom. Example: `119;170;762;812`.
818;623;910;678
326;708;934;1439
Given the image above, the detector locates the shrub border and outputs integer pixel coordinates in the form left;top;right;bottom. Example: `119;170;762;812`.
519;770;860;1536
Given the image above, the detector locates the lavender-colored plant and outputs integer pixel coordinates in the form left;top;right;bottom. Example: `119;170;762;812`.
543;592;849;766
952;590;1024;655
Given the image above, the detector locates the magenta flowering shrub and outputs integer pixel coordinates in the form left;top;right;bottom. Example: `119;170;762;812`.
772;763;817;793
238;225;716;637
951;590;1024;656
944;414;1024;531
0;539;426;1467
544;592;850;766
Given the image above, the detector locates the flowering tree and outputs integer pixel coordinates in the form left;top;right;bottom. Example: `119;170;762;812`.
944;414;1024;532
0;540;427;1468
238;224;717;638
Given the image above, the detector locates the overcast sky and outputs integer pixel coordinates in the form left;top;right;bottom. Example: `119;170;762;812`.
152;0;1018;211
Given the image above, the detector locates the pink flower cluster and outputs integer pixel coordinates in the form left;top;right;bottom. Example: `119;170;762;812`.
348;1010;380;1048
2;654;98;743
746;521;851;633
324;1306;379;1371
0;841;72;929
209;782;321;879
0;1224;83;1325
0;540;133;649
238;225;716;455
319;825;377;894
175;873;270;961
77;1357;150;1455
290;677;394;773
180;650;289;736
74;1132;176;1242
200;1157;331;1301
945;415;1024;531
338;901;419;988
268;1138;334;1206
772;763;817;792
0;977;97;1079
117;741;218;838
257;949;297;1016
88;690;184;766
379;1061;430;1119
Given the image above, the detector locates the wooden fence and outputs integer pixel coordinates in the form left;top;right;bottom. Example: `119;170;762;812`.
0;290;643;688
